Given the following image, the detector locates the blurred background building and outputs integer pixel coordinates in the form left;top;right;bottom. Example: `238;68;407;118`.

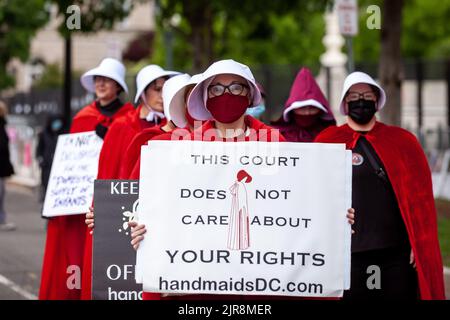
1;1;155;186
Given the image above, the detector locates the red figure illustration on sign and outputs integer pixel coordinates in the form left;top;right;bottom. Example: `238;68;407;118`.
227;170;252;250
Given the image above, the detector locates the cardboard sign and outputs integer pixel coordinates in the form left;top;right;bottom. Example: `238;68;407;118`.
42;131;103;217
92;180;142;300
137;141;352;297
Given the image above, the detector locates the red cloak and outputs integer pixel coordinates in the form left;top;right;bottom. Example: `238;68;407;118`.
39;101;134;300
128;127;192;180
314;121;445;300
69;101;134;134
80;105;167;299
119;125;167;179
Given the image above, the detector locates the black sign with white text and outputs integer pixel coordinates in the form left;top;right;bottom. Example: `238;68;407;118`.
92;180;142;300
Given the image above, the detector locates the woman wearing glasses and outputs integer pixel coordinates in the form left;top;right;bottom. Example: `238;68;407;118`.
131;60;285;300
315;72;445;300
184;59;284;142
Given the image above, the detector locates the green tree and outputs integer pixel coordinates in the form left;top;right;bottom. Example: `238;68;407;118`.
0;0;49;89
402;0;450;59
154;0;330;71
51;0;136;36
353;0;382;63
217;9;326;69
354;0;450;62
353;0;450;126
50;0;139;127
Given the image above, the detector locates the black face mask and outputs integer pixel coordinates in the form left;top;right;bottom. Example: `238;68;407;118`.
348;99;376;125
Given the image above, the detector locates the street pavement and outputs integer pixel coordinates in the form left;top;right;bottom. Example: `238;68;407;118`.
0;182;449;300
0;183;45;300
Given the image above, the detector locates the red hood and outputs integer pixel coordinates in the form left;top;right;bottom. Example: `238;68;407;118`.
280;67;335;123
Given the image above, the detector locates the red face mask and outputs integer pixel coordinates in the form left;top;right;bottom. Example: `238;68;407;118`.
206;93;249;124
293;113;321;128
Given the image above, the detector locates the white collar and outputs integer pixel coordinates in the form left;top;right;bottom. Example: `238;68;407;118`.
146;110;165;123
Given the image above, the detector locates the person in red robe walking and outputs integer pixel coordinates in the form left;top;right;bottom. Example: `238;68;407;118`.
80;65;179;299
85;73;198;300
315;71;445;300
39;58;134;300
271;67;336;142
130;59;355;300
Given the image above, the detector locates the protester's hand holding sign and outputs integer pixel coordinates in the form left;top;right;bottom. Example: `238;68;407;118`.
129;221;146;250
85;206;95;234
129;209;356;251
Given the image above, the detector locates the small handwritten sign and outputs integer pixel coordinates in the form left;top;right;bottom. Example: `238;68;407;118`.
42;131;103;217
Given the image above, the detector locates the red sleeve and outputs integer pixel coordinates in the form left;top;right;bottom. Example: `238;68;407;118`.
129;158;141;180
97;119;140;179
121;131;152;179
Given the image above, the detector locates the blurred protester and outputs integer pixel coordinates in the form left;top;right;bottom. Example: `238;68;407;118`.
130;59;283;300
0;101;16;231
315;71;445;300
272;67;336;142
126;73;202;180
36;115;66;202
245;82;266;120
84;73;198;301
39;58;134;300
95;65;178;180
80;65;179;300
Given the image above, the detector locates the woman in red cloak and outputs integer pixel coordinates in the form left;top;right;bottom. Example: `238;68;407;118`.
130;59;355;300
80;65;179;299
84;73;200;300
271;67;336;142
39;58;134;300
96;65;179;180
125;73;202;180
315;71;445;300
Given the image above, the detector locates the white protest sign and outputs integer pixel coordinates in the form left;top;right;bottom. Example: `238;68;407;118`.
137;141;351;297
344;150;353;289
42;131;103;217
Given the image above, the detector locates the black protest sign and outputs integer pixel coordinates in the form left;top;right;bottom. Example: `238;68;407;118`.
92;180;142;300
